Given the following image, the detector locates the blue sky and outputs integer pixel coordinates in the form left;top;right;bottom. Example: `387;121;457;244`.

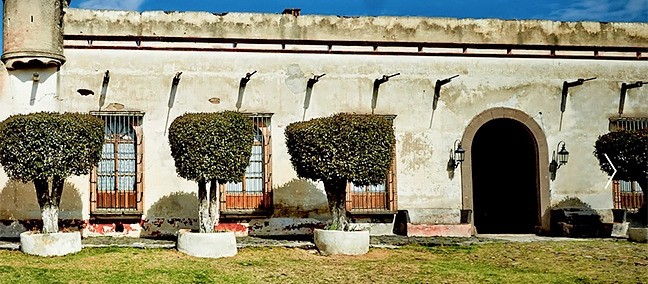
69;0;647;23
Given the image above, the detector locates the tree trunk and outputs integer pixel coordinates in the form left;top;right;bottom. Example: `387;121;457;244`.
209;179;220;230
639;177;647;226
34;177;63;234
52;175;64;207
34;178;49;209
198;179;212;233
41;203;59;234
324;179;349;231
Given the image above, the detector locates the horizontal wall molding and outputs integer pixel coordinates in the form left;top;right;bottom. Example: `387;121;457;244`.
64;35;648;61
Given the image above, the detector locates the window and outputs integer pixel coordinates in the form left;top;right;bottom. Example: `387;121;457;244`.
89;112;144;214
347;114;397;213
347;160;397;212
220;114;272;214
613;180;644;210
609;117;648;131
608;116;646;210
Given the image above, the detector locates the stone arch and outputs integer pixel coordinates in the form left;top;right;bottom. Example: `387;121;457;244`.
460;107;550;232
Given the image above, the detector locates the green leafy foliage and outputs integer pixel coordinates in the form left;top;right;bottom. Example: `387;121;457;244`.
593;129;647;191
285;113;395;185
0;112;104;182
168;111;254;183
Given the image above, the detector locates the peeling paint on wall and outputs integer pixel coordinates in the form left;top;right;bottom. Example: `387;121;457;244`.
284;64;307;95
399;133;434;172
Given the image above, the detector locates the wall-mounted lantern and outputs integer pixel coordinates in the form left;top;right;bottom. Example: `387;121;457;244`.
448;140;466;171
372;73;400;114
559;77;596;131
237;71;257;111
549;141;570;181
430;74;459;127
618;81;647;116
303;74;326;120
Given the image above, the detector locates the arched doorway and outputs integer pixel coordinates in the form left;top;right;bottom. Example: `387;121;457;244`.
472;119;538;233
461;108;550;234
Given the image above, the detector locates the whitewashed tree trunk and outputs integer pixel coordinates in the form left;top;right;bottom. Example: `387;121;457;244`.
34;177;63;234
209;179;220;230
41;204;59;234
198;179;213;233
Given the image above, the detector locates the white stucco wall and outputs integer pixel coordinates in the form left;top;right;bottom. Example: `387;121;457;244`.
0;8;646;235
53;48;647;218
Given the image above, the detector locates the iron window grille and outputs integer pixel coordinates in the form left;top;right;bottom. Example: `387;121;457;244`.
347;114;398;213
609;117;648;132
220;114;273;214
89;112;144;214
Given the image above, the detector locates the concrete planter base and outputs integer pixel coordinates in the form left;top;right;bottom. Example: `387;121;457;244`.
628;228;648;243
20;231;82;257
176;229;237;258
313;229;369;255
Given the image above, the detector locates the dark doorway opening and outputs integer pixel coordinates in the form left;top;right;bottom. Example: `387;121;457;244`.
472;118;539;234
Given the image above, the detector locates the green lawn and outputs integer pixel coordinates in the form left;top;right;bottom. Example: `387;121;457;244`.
0;240;645;283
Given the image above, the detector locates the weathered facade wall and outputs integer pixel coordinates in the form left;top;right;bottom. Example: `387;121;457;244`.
56;48;646;206
62;10;648;47
0;8;646;237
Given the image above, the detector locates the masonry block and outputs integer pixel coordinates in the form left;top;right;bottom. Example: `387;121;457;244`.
215;223;248;237
407;224;473;237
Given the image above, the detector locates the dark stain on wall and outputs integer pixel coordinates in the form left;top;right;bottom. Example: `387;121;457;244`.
0;179;82;220
0;179;83;237
142;192;199;237
272;179;329;219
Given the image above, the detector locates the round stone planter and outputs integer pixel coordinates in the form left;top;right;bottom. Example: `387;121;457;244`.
20;231;82;257
628;228;648;243
313;229;369;255
176;229;237;258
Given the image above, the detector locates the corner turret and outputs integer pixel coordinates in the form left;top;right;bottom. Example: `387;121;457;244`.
2;0;68;69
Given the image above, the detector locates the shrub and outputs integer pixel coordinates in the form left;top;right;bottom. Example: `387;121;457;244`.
285;113;395;230
0;112;104;233
594;129;647;224
168;111;254;232
594;129;647;190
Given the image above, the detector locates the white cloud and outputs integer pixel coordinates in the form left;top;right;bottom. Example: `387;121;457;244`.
548;0;647;22
77;0;146;11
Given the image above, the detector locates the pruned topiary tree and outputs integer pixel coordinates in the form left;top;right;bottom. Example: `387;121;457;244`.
0;112;104;233
594;129;648;224
168;111;254;233
285;113;395;230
